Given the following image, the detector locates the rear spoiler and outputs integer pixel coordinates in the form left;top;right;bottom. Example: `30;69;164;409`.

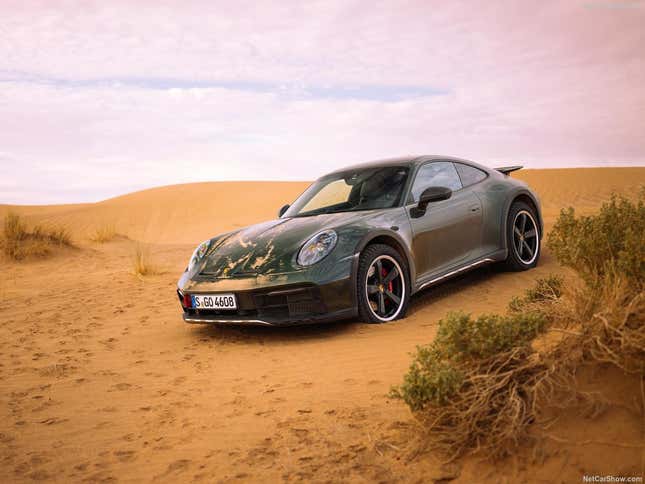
495;165;523;175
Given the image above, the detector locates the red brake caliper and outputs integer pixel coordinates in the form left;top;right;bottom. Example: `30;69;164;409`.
381;268;393;292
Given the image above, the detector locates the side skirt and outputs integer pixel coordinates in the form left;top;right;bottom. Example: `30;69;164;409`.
413;249;506;294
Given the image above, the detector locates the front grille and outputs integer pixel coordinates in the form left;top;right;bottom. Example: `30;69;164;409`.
254;294;288;309
288;301;323;315
177;285;327;320
255;287;325;319
180;284;327;321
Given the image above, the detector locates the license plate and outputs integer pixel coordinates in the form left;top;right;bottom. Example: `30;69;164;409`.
191;293;237;310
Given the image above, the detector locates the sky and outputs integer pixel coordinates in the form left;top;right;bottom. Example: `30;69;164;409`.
1;0;644;204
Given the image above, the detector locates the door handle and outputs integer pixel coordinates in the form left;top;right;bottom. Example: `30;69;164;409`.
470;205;480;212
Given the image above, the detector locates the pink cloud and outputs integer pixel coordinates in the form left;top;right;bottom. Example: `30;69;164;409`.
0;0;643;203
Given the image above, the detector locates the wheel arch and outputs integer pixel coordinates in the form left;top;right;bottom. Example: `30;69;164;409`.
350;230;416;305
501;190;544;251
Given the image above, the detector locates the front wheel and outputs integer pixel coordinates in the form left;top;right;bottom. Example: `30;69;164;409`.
357;244;410;323
503;201;541;271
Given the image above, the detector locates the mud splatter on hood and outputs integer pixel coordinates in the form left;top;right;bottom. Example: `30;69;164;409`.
199;211;376;277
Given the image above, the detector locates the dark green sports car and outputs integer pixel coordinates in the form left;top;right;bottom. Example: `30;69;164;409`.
177;156;542;325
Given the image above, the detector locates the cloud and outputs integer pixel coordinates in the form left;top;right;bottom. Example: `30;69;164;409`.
0;0;643;203
0;71;447;101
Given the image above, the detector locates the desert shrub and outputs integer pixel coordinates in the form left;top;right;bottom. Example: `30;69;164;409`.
393;311;547;409
33;224;72;246
90;224;118;243
393;193;644;461
390;309;554;458
432;312;546;362
3;213;28;259
547;192;644;287
548;193;644;374
393;346;463;410
561;270;644;374
4;212;27;240
131;243;159;277
411;347;561;460
2;213;72;260
508;274;563;314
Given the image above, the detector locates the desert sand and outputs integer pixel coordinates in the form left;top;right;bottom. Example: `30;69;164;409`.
1;167;643;483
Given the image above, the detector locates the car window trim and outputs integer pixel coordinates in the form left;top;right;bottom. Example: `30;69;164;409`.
404;160;465;205
453;161;489;189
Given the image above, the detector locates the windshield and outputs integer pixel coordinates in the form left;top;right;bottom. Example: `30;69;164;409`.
283;166;410;217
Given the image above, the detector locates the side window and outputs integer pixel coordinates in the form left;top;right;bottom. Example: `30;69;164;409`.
408;162;462;203
455;163;487;188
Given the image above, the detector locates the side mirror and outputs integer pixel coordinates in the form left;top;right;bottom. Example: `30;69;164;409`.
278;204;290;218
411;186;452;217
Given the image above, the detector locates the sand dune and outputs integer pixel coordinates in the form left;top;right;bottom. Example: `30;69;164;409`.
2;167;643;245
0;167;643;482
1;181;309;245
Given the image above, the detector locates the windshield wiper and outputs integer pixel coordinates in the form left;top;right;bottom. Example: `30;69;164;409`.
294;206;380;217
293;207;338;217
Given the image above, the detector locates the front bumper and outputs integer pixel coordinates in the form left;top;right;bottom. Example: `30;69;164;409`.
177;278;355;326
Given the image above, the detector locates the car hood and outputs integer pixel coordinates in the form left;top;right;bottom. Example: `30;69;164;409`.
199;211;375;277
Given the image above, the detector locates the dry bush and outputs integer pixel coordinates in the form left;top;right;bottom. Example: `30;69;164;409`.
508;275;563;314
3;212;27;259
2;212;72;260
90;224;118;243
131;243;159;277
554;271;644;375
547;192;644;374
390;309;558;459
34;225;72;246
548;192;644;288
412;347;573;461
391;192;644;461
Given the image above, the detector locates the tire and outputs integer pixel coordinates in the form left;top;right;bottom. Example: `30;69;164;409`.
503;201;541;271
357;244;410;323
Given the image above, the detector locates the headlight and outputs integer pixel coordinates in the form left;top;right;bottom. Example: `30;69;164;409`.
297;230;338;266
188;240;210;272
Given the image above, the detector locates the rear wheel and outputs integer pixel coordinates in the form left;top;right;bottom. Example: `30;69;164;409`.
503;201;540;271
357;244;410;323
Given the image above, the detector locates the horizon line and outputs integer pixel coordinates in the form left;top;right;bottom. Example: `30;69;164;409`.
2;165;644;207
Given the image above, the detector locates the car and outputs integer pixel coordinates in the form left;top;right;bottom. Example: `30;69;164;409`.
177;155;542;325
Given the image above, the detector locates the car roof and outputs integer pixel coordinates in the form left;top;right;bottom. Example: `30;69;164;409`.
325;155;492;176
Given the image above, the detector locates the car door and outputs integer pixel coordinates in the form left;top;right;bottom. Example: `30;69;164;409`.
407;161;483;280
